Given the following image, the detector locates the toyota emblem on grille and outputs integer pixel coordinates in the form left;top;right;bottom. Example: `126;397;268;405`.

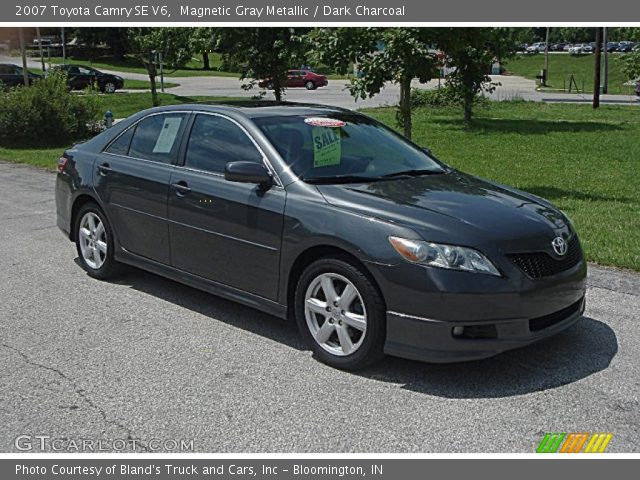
552;236;568;256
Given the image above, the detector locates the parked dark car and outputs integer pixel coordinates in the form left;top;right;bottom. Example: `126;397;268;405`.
0;63;41;88
617;42;635;52
635;81;640;97
259;70;328;90
55;102;587;370
50;64;124;93
606;42;619;52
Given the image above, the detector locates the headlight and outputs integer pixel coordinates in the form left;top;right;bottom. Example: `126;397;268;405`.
388;236;501;276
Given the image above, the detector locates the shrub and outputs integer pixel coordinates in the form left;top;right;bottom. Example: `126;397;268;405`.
0;71;101;147
410;85;489;109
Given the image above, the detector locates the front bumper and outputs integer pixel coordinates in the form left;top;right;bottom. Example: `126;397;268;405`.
384;295;585;363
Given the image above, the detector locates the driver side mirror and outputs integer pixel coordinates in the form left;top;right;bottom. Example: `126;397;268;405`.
224;161;273;189
422;147;433;156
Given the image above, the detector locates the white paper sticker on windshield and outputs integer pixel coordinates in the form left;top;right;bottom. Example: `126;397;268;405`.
312;126;341;167
152;117;182;154
305;117;346;128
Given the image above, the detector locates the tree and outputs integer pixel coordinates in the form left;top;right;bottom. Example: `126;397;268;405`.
189;28;217;71
129;28;194;107
439;28;516;126
216;28;308;102
73;28;130;59
309;28;438;140
620;50;640;82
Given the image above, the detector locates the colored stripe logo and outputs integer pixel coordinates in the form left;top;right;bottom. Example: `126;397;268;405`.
537;433;612;453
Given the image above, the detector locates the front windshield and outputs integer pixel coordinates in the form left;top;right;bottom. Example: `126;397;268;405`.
253;113;445;183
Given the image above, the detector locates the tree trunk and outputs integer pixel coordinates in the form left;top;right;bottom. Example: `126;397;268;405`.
463;91;473;127
145;54;159;107
273;74;283;102
400;75;412;140
593;27;602;109
202;51;210;70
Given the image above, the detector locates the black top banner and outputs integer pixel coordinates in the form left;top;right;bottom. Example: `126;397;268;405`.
3;0;640;23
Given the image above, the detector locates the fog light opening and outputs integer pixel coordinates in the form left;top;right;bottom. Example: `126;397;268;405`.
452;326;465;337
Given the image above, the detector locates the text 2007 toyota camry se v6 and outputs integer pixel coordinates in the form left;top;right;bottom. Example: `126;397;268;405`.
55;102;586;370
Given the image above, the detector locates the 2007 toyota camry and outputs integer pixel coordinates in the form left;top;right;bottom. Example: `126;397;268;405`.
55;102;586;370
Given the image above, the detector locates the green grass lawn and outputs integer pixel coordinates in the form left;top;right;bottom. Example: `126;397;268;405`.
94;92;243;118
1;99;638;270
505;53;636;95
364;101;640;271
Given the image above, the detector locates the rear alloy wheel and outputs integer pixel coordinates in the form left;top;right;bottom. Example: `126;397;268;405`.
296;258;385;370
305;80;316;90
75;203;121;279
102;82;116;94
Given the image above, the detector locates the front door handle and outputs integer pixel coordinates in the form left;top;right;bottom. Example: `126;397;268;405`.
170;181;192;196
97;163;112;175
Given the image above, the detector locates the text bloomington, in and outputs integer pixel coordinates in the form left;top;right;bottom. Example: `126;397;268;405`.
24;4;406;19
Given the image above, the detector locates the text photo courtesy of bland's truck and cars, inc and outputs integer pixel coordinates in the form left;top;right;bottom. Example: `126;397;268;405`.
15;4;406;19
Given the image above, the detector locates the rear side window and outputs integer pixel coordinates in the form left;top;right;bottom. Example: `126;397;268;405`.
129;113;187;164
105;127;134;156
184;114;263;174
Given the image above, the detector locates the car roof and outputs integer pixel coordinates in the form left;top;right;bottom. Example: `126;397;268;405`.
149;101;353;119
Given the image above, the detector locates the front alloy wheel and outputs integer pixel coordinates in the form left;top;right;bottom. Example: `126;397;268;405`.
305;273;367;356
295;257;385;370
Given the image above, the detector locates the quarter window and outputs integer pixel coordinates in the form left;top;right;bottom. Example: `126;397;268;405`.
184;114;263;174
128;113;187;164
105;127;134;156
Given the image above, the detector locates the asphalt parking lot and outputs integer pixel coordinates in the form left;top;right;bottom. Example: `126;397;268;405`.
0;161;638;453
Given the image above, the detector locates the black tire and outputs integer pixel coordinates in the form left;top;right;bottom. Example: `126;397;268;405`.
102;82;116;94
295;257;386;370
74;202;122;280
305;80;316;90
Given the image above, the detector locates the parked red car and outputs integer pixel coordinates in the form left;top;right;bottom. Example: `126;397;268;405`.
259;70;328;90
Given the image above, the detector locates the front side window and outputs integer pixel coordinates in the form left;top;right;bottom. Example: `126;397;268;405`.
184;114;263;174
129;113;186;164
254;113;444;183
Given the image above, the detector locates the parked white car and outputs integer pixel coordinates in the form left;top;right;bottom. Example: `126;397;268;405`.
526;42;547;53
569;44;591;55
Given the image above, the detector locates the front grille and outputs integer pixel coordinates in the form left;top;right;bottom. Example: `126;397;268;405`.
529;297;583;332
506;237;582;279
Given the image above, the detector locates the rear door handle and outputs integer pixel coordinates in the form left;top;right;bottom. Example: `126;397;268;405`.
170;181;192;196
97;163;112;175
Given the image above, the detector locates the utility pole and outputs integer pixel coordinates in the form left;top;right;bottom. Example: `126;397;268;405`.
543;27;550;87
36;27;45;73
593;27;602;109
18;28;29;87
602;27;608;94
61;27;66;63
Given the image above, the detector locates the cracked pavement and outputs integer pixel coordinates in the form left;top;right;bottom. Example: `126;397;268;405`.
0;161;638;452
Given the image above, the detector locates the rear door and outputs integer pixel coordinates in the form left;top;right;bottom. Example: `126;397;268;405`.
95;112;189;264
287;71;304;88
167;112;285;300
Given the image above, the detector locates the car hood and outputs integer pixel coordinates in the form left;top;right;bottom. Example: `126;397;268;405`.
315;171;572;248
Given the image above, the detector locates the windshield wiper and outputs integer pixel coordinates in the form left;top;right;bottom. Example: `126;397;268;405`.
381;168;445;179
302;174;381;184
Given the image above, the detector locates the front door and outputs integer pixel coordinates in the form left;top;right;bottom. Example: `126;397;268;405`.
168;113;285;300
